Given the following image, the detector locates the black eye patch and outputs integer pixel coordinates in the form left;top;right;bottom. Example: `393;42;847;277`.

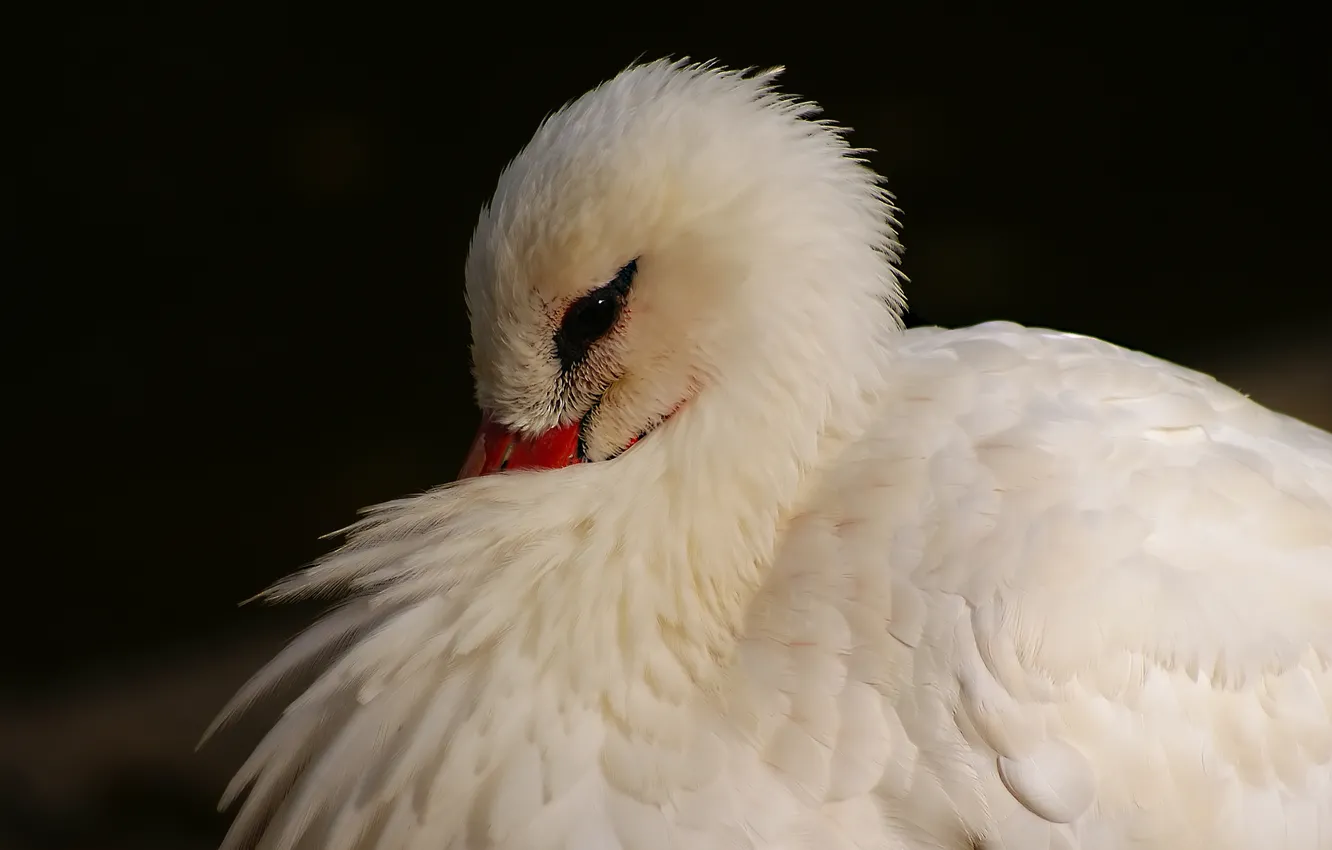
554;259;638;372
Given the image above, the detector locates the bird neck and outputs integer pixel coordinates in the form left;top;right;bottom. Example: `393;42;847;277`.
576;326;896;696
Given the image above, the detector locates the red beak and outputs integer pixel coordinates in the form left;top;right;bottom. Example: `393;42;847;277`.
457;412;585;479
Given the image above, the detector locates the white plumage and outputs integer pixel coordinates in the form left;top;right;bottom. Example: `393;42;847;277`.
209;60;1332;849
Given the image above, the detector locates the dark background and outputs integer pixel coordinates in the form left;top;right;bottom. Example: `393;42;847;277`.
11;7;1330;849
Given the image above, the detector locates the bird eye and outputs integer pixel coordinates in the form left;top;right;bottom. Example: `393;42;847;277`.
554;259;638;370
564;291;621;346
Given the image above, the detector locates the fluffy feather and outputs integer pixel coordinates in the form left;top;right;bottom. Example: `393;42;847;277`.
209;59;1332;849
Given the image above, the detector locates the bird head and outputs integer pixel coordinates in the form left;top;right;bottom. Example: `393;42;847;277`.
457;60;905;481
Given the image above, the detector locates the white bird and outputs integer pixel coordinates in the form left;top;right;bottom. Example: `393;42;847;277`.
208;59;1332;850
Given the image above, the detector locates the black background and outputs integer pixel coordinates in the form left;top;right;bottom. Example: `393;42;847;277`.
11;7;1330;849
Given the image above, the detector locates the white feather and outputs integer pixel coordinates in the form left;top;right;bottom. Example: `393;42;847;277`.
210;59;1332;849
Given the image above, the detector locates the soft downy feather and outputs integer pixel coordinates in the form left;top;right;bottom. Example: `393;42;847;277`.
208;59;1332;850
